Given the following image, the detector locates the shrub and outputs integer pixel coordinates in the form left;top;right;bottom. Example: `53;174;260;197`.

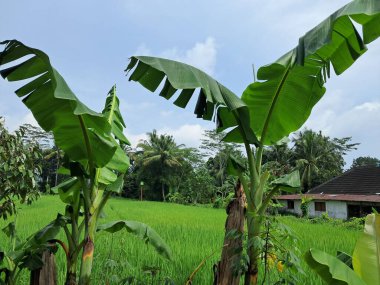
167;192;188;205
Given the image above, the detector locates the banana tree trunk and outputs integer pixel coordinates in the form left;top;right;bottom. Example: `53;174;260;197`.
79;212;97;285
78;214;97;285
65;260;77;285
214;180;246;285
30;249;57;285
79;237;94;285
244;215;262;285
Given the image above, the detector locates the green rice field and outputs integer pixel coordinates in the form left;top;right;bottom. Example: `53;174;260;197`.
0;196;360;284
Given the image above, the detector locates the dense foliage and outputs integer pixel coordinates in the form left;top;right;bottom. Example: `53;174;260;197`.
0;119;42;219
263;129;358;192
0;118;365;209
351;156;380;169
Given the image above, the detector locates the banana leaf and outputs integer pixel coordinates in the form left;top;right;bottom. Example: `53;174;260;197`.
241;0;380;145
0;40;117;168
99;86;130;184
97;220;172;260
304;248;367;285
126;56;259;145
352;213;380;285
271;170;301;192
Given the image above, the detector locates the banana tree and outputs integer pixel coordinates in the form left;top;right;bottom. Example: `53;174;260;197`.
126;1;380;283
0;215;66;285
0;40;171;285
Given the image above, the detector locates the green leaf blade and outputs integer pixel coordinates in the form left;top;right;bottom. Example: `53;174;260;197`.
97;220;172;260
305;248;367;285
244;1;380;146
353;214;380;285
0;40;118;168
126;56;259;145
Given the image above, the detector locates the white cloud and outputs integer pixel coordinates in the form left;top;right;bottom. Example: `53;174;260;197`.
330;102;380;137
125;124;206;148
134;44;152;57
305;89;348;133
159;110;173;117
134;37;218;75
4;112;39;131
355;102;380;112
253;0;350;45
124;129;148;147
305;98;380;166
157;124;205;148
121;100;156;113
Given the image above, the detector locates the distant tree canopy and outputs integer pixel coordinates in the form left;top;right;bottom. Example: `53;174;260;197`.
123;129;243;205
263;129;358;192
200;130;244;189
351;156;380;169
0;118;42;219
293;129;358;191
136;130;186;201
19;123;64;189
122;128;360;203
0;116;362;206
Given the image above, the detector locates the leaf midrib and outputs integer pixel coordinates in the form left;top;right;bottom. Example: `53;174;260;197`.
107;86;117;125
259;65;291;145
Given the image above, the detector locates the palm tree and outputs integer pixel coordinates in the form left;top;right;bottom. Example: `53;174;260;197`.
262;141;294;177
293;130;335;191
137;130;184;201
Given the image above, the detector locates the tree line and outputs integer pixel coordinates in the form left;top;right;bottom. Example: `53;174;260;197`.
2;118;379;211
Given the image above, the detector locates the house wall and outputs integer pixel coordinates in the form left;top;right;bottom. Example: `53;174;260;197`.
280;199;348;219
327;201;347;219
309;200;347;219
279;200;302;216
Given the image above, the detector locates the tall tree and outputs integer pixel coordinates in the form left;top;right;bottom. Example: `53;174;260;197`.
351;156;380;168
137;130;184;201
0;118;42;219
201;130;244;188
262;141;294;178
293;129;358;191
19;123;53;149
19;124;64;188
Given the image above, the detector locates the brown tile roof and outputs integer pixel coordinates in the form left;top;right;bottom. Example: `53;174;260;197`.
276;194;380;203
307;166;380;195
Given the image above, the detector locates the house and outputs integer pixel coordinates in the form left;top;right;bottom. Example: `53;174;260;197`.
276;166;380;219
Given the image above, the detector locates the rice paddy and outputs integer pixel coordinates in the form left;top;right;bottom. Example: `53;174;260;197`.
0;196;360;284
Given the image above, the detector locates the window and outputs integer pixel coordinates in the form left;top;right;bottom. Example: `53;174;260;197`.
287;200;294;209
315;201;326;212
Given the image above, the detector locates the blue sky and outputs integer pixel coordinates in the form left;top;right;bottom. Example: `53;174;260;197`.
1;0;380;167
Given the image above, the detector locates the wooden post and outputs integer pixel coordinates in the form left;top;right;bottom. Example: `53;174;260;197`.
140;181;144;201
30;249;57;285
214;180;246;285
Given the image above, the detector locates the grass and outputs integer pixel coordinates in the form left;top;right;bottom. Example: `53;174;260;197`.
0;196;361;284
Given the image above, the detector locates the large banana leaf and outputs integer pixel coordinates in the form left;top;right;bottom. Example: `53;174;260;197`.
271;170;301;192
304;248;367;285
97;220;172;260
99;86;130;184
51;177;80;204
126;56;259;145
0;40;116;168
102;85;130;146
352;214;380;285
241;0;380;145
